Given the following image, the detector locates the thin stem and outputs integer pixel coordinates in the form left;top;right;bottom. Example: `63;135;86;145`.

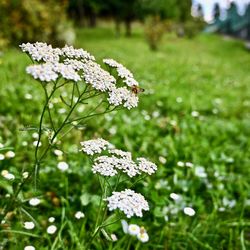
70;82;76;107
94;177;104;231
113;173;121;192
66;107;118;125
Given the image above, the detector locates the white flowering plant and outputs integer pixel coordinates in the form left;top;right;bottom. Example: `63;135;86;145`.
0;42;157;249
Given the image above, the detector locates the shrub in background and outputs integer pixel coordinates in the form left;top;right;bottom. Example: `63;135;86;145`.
144;16;167;51
183;18;205;39
0;0;75;47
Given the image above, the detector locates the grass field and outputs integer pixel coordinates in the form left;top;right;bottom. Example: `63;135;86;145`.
0;24;250;249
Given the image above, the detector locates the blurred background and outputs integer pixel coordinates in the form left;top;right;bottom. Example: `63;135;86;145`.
0;0;249;49
0;1;250;249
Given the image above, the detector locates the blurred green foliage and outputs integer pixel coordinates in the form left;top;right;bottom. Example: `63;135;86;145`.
0;25;249;249
0;0;75;47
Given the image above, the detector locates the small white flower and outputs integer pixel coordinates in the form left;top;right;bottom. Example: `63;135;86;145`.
57;161;69;172
218;207;226;212
22;141;28;146
105;189;149;218
185;162;193;168
29;198;41;206
1;170;15;180
75;211;85;219
47;225;57;234
22;172;29;179
58;108;66;114
24;93;33;100
24;246;35;250
121;220;129;234
54;149;63;156
32;133;39;139
177;161;185;167
110;234;118;241
184;207;196;216
5;151;15;158
176;97;183;103
159;156;167;164
137;228;149;243
24;221;35;230
0;143;4;148
33;141;42;147
194;166;207;178
0;154;5;160
1;170;9;177
170;193;181;201
48;217;55;223
128;224;140;236
191;111;199;117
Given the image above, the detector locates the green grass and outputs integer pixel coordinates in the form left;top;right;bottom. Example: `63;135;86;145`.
0;25;250;249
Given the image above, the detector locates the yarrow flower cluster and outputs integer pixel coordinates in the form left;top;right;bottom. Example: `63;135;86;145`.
80;138;157;177
80;138;157;218
103;58;139;87
80;138;113;155
20;42;142;109
105;189;149;218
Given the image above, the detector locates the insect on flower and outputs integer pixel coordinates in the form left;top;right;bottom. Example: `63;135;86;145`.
131;85;145;95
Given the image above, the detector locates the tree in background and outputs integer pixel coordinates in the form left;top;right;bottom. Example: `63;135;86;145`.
140;0;179;20
68;0;105;27
213;3;221;20
176;0;192;23
196;3;204;20
0;0;75;47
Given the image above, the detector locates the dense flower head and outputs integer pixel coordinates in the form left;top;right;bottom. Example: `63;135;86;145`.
108;87;139;110
92;156;118;176
20;42;62;63
137;157;157;175
82;61;116;92
103;58;139;87
93;155;138;177
108;149;132;159
80;138;113;155
61;45;95;61
80;138;157;177
21;42;142;109
26;63;58;82
53;63;81;81
105;189;149;218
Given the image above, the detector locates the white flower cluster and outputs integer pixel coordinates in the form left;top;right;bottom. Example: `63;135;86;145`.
137;157;157;175
105;189;149;218
92;156;118;176
21;42;141;109
20;42;62;62
82;61;116;92
103;58;139;87
61;45;95;61
108;87;139;109
26;62;81;82
26;63;58;82
53;63;81;81
93;155;138;177
80;138;112;155
80;138;157;177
